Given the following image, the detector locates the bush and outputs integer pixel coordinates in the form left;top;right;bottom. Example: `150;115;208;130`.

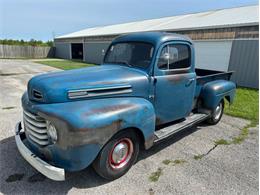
0;39;53;47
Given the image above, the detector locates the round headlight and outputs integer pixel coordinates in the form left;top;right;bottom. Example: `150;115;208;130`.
46;121;57;143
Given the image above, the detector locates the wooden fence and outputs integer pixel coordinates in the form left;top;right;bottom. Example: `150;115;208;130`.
0;44;55;58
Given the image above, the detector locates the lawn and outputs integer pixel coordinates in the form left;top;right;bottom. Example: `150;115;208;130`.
224;88;259;125
36;59;95;70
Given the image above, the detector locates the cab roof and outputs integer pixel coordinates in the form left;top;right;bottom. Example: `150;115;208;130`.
112;32;193;46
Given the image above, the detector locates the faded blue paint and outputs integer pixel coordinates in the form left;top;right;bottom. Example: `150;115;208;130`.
47;144;101;171
22;92;155;170
153;40;196;124
200;80;236;109
20;32;236;172
23;135;100;171
27;65;150;103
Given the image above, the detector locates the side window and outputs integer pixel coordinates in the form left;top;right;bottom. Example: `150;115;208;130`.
158;44;191;70
157;46;169;70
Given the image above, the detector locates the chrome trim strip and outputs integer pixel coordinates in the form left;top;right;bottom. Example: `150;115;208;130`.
23;110;44;121
28;134;49;145
15;122;65;181
26;128;49;140
24;122;47;134
68;85;133;99
23;115;46;128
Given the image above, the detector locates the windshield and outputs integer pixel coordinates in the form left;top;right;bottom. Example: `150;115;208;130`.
104;42;154;69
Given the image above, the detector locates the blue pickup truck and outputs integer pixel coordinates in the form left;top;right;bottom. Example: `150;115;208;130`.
15;32;236;181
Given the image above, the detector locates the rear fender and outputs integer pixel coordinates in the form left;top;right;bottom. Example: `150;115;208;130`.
200;80;236;109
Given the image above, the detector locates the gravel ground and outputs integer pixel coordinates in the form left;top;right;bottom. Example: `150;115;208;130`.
0;59;258;195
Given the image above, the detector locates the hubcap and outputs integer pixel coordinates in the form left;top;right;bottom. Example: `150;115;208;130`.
109;138;133;169
213;102;223;120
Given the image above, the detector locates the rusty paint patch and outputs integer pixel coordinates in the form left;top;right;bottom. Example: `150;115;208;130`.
39;107;126;148
37;101;150;149
83;104;136;116
144;134;156;149
163;69;190;75
69;119;124;146
156;117;163;126
166;74;188;84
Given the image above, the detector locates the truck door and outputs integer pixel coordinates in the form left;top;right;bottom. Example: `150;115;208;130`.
153;42;196;125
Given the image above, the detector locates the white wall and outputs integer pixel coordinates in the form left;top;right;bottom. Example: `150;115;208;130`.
194;40;233;71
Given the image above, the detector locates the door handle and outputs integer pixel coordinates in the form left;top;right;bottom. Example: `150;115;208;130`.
185;78;195;87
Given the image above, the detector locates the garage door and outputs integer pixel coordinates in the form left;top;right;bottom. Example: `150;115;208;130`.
193;40;233;71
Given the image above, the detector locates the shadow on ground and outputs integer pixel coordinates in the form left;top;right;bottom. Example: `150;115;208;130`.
0;125;202;194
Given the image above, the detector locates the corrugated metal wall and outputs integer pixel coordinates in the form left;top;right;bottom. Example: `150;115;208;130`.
54;42;71;59
228;39;259;89
84;42;110;64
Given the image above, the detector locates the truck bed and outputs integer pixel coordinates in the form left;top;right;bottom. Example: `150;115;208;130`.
196;68;233;83
195;68;234;98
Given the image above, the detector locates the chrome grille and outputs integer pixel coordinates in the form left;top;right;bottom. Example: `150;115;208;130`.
23;110;49;146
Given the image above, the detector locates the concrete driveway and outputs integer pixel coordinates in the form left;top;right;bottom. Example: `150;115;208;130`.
0;59;258;195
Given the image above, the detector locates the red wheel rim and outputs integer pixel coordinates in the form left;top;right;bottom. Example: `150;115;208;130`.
108;138;134;169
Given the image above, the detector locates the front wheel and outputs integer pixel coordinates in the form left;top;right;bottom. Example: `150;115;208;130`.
206;100;224;125
92;130;139;180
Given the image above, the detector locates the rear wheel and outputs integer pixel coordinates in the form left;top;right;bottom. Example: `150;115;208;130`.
93;130;139;180
206;100;224;125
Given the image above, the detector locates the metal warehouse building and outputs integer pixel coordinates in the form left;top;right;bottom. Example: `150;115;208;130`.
54;5;259;88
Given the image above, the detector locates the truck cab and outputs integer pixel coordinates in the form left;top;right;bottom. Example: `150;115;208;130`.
15;32;236;181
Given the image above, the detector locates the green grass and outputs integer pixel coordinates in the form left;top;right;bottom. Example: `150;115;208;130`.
149;167;163;182
162;159;172;165
212;87;259;146
162;159;187;165
214;139;230;145
194;154;204;160
37;59;95;70
224;88;259;124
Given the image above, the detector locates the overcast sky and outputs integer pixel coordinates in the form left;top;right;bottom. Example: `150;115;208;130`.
0;0;258;41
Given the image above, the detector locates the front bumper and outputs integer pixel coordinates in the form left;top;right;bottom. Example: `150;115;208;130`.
15;122;65;181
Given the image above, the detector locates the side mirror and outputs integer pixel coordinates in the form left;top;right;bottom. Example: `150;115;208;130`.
160;48;179;62
102;49;105;56
160;52;170;62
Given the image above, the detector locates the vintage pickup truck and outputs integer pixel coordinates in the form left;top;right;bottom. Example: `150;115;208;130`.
15;32;236;181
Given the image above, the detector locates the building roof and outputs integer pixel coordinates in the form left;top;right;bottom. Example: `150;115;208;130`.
56;5;259;39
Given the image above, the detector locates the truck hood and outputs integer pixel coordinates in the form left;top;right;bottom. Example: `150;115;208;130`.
27;64;149;103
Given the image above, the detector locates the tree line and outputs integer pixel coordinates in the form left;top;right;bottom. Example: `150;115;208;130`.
0;39;53;47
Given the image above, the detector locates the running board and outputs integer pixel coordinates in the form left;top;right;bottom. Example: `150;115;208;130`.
154;113;209;143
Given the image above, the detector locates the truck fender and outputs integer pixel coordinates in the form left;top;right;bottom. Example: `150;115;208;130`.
200;80;236;109
36;97;156;150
